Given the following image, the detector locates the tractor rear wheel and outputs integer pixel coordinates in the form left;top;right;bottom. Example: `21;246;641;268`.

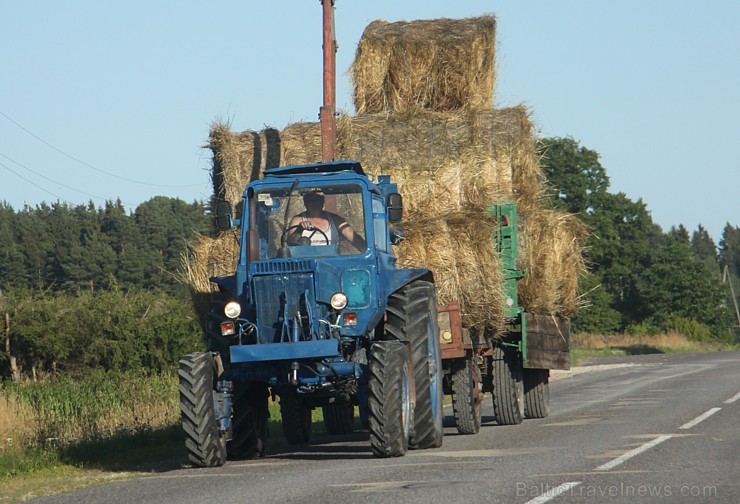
179;352;226;467
228;383;269;459
451;355;482;434
491;346;524;425
280;392;312;445
368;341;411;458
323;402;355;435
523;368;550;419
385;280;443;449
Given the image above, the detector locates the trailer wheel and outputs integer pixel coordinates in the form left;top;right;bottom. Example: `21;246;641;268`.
323;402;355;435
179;352;227;467
228;383;269;459
451;356;482;434
523;368;550;419
491;346;524;425
280;392;312;444
386;280;443;449
368;341;411;458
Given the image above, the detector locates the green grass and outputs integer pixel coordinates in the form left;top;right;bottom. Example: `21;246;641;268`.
570;331;739;365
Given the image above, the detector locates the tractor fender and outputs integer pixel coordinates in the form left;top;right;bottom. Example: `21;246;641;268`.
386;268;434;297
210;275;238;296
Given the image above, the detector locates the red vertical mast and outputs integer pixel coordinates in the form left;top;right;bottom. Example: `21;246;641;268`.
320;0;337;162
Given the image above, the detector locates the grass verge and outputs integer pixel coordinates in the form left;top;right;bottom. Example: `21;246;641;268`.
571;331;738;365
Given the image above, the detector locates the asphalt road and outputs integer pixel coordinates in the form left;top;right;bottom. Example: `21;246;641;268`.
32;351;740;503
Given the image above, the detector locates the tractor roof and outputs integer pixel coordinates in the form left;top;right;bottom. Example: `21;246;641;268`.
263;160;365;177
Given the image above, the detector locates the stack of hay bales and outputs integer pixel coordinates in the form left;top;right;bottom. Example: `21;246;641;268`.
350;17;496;114
185;15;588;334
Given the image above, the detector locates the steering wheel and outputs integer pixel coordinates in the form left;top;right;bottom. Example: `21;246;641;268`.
282;223;329;246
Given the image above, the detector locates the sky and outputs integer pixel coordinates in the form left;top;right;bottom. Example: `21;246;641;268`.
1;1;738;243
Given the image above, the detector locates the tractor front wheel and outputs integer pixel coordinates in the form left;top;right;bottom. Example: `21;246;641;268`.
385;280;443;449
179;352;227;467
228;383;269;459
368;341;412;458
280;392;312;445
323;402;355;435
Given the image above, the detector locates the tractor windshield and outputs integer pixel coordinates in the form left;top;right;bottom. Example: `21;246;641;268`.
254;184;367;259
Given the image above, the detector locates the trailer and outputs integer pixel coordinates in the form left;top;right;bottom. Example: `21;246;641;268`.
438;202;571;434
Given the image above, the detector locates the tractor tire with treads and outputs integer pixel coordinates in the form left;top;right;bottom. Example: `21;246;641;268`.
323;402;355;435
451;355;482;434
385;280;443;449
179;352;227;467
491;345;524;425
280;392;312;445
523;368;550;419
368;341;412;458
228;383;269;459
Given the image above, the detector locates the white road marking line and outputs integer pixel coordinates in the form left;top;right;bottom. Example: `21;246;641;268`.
679;407;722;429
524;482;581;504
594;435;673;471
724;391;740;404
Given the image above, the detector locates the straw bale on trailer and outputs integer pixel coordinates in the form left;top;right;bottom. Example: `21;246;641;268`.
179;232;239;332
209;124;283;209
209;124;260;210
517;207;590;317
350;16;496;114
395;211;506;331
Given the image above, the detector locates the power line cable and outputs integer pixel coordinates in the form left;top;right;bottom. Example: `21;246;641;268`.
0;151;131;205
0;159;72;205
0;110;204;188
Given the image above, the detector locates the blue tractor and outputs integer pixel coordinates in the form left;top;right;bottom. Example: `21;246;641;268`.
178;160;444;466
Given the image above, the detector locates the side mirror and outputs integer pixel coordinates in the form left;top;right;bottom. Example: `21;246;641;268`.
387;193;403;223
389;225;404;245
214;201;233;231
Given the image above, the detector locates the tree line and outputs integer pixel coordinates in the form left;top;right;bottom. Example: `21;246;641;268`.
0;196;210;296
1;139;738;380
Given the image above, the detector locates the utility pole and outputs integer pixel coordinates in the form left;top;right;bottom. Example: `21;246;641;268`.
723;265;740;326
320;0;337;162
5;312;20;382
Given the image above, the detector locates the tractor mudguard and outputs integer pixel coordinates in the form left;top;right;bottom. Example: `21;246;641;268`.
386;268;434;297
211;275;238;296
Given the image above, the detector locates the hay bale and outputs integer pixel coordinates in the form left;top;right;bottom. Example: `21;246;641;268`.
350;16;496;114
338;107;543;213
396;211;506;332
517;207;590;316
179;232;239;332
209;123;260;209
208;123;283;209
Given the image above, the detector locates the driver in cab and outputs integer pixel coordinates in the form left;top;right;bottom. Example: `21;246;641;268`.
287;190;366;252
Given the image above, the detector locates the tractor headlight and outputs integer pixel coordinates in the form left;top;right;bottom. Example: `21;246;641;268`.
224;301;242;319
330;292;348;310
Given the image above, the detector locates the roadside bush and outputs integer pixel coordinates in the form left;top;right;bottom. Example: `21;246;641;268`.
3;288;203;379
667;317;712;342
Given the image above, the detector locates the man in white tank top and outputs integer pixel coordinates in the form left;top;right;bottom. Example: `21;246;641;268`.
287;190;366;252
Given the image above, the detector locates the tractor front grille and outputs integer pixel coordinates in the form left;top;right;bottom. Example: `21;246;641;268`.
253;259;312;274
252;273;315;344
